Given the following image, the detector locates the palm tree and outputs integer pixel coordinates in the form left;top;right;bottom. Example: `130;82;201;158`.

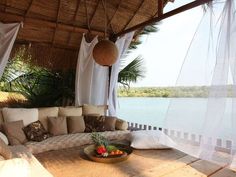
118;24;158;87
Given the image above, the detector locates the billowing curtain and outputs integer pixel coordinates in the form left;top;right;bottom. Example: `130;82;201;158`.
160;0;236;169
108;32;134;116
75;34;109;106
0;22;21;78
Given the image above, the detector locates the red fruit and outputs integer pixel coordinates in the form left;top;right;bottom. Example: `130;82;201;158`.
96;146;107;154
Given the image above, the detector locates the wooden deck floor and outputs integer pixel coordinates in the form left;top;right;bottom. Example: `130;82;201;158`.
35;146;236;177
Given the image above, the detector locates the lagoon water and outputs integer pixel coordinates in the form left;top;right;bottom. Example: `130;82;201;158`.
117;97;232;139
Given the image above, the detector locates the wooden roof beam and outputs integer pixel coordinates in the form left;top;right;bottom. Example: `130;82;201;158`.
101;0;114;34
158;0;163;17
0;11;105;36
121;0;145;31
106;0;122;30
115;0;213;38
67;0;81;44
52;0;62;45
89;0;101;27
25;0;34;17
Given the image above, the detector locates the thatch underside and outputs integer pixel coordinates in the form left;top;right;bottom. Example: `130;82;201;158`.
0;0;172;69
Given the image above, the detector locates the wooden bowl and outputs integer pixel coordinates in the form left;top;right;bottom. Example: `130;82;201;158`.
84;144;133;163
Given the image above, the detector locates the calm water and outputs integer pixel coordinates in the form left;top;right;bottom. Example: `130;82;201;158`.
117;97;233;139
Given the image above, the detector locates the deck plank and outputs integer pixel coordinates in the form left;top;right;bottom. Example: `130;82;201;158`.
161;160;222;177
210;168;236;177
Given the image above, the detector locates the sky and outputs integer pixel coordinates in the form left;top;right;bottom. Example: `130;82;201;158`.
125;0;205;87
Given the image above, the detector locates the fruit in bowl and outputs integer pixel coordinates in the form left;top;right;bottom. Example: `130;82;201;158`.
91;132;125;158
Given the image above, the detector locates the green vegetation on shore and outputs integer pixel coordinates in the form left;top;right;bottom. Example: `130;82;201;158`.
118;86;212;97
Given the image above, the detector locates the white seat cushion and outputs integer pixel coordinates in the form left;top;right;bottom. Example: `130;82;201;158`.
25;130;130;154
130;130;175;149
2;108;38;126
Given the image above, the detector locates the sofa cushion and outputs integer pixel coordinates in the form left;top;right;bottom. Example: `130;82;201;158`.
38;107;58;131
0;138;12;160
84;115;105;132
0;132;8;145
104;116;117;131
23;121;50;142
25;130;130;154
67;116;85;133
82;104;107;115
2;120;27;145
115;119;128;130
59;107;82;117
48;117;68;136
2;108;38;126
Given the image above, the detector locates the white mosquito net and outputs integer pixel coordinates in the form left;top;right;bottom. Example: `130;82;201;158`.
160;0;236;169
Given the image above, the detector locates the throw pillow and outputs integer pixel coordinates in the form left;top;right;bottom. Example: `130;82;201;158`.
67;116;85;133
103;116;117;131
23;120;50;142
130;130;174;149
59;107;82;117
48;116;68;136
0;138;12;160
2;120;27;145
38;107;59;131
84;115;106;132
2;108;38;126
115;119;128;130
0;132;9;145
82;104;107;115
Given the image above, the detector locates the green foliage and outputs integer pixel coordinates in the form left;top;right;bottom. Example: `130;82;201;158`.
0;46;75;107
118;86;211;98
118;56;145;88
91;132;109;147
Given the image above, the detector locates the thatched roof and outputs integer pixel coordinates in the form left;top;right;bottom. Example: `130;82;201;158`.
0;0;210;70
0;0;171;51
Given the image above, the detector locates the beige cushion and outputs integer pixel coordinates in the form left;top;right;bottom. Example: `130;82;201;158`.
0;138;12;160
0;132;9;145
67;116;85;133
59;107;82;117
2;108;38;126
104;116;117;131
82;104;107;115
38;107;58;131
48;117;68;136
2;120;27;145
115;119;128;130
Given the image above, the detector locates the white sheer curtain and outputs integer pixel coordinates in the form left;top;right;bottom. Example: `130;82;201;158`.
75;34;109;106
0;22;21;78
160;0;236;169
108;32;134;116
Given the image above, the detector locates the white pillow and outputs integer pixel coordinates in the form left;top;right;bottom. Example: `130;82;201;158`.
2;108;38;126
0;132;8;145
130;130;175;149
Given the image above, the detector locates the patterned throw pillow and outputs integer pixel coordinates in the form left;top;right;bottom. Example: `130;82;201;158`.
23;120;50;142
84;115;106;132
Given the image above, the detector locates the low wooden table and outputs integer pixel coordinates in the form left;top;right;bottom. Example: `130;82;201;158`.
35;145;236;177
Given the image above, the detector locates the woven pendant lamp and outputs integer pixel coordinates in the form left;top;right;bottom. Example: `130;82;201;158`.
93;40;118;66
92;0;118;66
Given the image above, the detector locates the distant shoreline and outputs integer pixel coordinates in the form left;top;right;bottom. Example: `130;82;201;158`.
118;86;233;97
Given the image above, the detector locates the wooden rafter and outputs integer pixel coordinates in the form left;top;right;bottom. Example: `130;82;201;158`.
84;0;91;32
115;0;213;37
0;11;104;36
121;0;145;31
52;0;62;45
67;0;81;44
101;0;114;34
25;0;34;17
89;0;101;27
106;0;122;29
158;0;163;16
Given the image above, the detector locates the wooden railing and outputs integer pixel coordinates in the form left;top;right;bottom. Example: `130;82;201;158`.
127;121;233;153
